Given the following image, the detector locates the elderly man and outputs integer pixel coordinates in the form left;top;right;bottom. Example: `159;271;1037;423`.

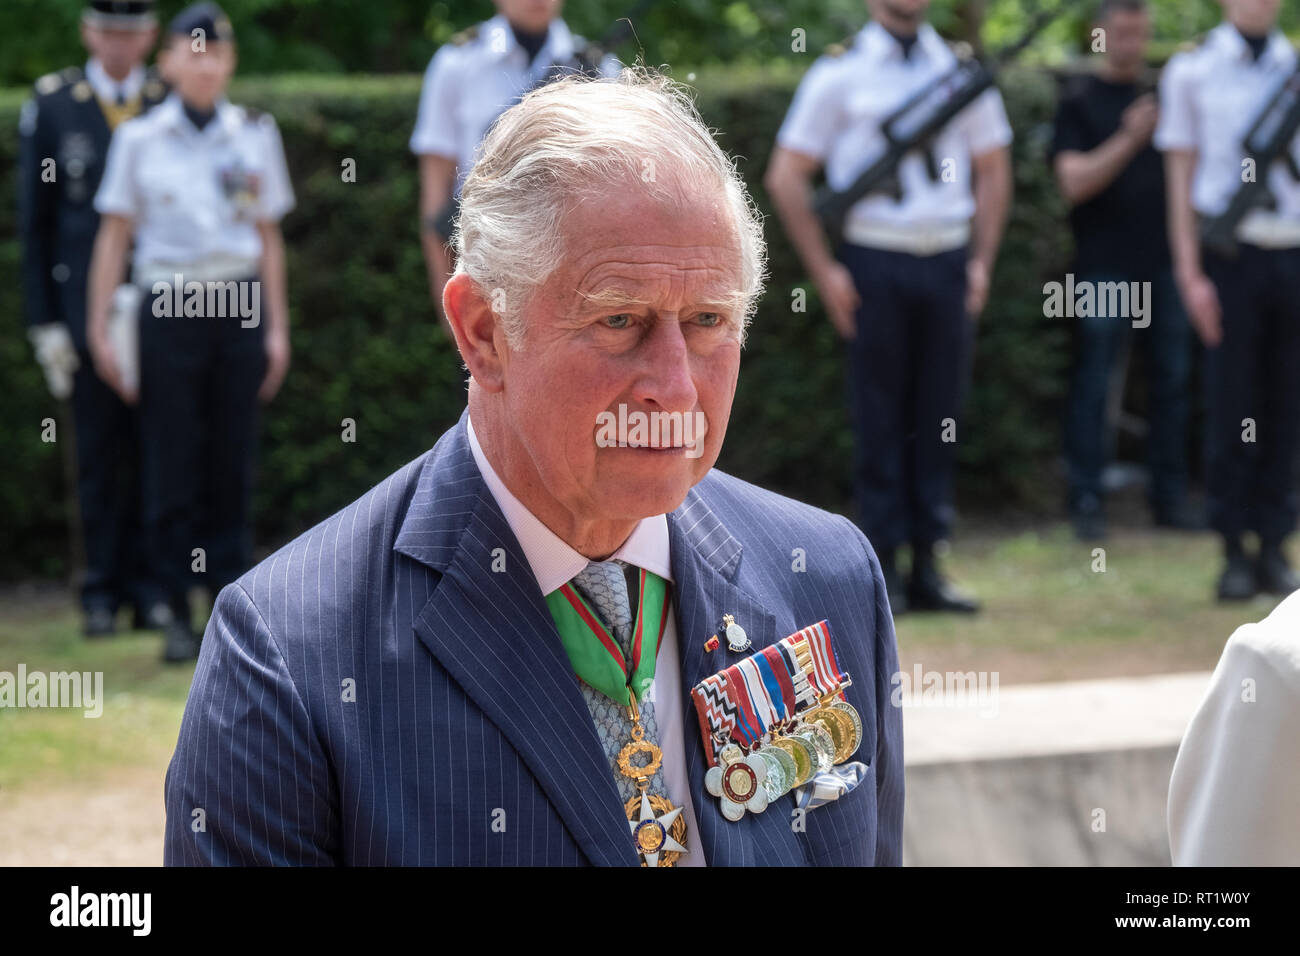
164;69;903;866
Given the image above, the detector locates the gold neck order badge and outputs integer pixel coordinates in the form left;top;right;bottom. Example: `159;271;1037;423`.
619;696;688;867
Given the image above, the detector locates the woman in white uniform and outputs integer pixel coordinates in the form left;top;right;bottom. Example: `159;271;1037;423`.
87;2;294;662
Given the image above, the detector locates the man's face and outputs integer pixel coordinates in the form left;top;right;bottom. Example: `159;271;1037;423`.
160;36;235;108
499;0;561;34
1221;0;1281;35
494;182;745;527
1103;9;1150;69
81;24;156;77
868;0;931;32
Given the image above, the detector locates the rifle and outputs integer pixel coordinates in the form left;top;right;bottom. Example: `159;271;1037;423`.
1200;60;1300;258
430;2;653;241
812;5;1059;243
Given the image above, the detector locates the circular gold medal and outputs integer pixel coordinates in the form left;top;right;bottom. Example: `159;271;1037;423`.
796;723;836;775
832;700;863;757
807;707;856;764
772;735;813;788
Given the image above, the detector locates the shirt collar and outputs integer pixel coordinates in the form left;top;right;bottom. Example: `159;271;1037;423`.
1209;21;1296;67
85;58;145;103
465;413;674;596
859;20;946;64
159;92;241;138
482;13;575;65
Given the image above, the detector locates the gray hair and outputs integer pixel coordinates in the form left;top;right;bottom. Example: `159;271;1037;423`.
452;65;767;349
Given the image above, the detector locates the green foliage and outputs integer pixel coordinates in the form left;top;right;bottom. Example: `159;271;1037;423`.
4;0;1296;86
1;65;1076;579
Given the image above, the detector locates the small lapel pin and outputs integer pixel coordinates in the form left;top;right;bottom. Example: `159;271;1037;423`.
704;635;720;653
722;614;751;652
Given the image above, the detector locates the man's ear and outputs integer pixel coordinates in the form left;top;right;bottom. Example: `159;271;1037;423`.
444;272;507;391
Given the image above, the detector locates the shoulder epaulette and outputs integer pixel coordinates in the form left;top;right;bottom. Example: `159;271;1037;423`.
34;65;81;97
824;33;856;58
450;24;479;47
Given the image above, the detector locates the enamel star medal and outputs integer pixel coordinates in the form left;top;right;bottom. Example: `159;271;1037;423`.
619;696;688;866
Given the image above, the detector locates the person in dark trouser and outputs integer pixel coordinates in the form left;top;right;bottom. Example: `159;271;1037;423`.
17;0;169;637
86;3;294;661
1157;0;1300;601
765;0;1012;614
1049;0;1200;540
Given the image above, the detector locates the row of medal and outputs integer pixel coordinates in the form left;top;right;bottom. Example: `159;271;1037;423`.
692;620;863;821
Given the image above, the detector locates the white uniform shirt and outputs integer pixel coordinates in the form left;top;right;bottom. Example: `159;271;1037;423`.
1167;590;1300;865
776;21;1013;231
410;13;619;194
465;416;705;867
95;93;295;272
1155;23;1300;221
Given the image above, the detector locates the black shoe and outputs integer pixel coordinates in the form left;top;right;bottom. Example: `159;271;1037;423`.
1153;499;1207;531
1257;545;1300;596
1070;497;1107;541
162;620;201;664
83;606;117;638
909;550;980;614
132;602;174;631
1216;554;1259;602
880;550;909;617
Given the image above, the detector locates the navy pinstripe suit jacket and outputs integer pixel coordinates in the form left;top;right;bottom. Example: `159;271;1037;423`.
163;410;904;865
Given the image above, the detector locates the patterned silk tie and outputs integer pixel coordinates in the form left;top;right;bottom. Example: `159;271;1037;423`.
569;559;669;801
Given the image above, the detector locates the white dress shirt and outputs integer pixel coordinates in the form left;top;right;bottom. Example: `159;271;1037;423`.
776;20;1013;235
95;92;295;274
465;416;705;866
409;13;619;195
1156;23;1300;226
85;58;145;105
1167;590;1300;864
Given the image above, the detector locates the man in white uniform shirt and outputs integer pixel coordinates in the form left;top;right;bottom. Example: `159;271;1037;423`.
410;0;619;332
1156;0;1300;602
765;0;1012;616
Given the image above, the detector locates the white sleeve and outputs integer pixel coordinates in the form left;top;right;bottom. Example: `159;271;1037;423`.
256;113;295;222
1167;604;1300;865
964;87;1014;157
775;59;845;161
410;48;460;158
1154;53;1198;151
93;122;140;217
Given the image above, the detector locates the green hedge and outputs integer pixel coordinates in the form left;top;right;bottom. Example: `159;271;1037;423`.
0;64;1071;581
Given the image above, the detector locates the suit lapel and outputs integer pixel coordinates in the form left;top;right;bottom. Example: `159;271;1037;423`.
668;486;794;866
396;414;637;867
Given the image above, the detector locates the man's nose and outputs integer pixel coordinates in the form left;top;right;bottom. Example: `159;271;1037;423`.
635;317;699;412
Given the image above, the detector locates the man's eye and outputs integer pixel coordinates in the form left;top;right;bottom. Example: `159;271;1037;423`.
696;312;723;327
604;314;634;329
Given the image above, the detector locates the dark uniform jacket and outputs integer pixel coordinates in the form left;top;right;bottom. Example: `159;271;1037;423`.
17;64;167;351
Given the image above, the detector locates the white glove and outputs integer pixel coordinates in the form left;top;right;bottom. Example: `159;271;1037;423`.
108;283;142;395
28;322;79;400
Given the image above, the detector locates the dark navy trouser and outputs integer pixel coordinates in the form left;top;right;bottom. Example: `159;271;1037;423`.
1063;267;1192;512
839;242;972;554
138;276;267;623
71;350;158;614
1202;243;1300;546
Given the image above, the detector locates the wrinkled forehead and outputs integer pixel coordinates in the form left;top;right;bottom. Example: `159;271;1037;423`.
557;181;746;301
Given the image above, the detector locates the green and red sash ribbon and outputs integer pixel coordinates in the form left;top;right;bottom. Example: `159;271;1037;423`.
545;566;671;705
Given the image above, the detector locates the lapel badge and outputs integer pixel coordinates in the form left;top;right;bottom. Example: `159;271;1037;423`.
721;613;751;652
704;635;720;652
